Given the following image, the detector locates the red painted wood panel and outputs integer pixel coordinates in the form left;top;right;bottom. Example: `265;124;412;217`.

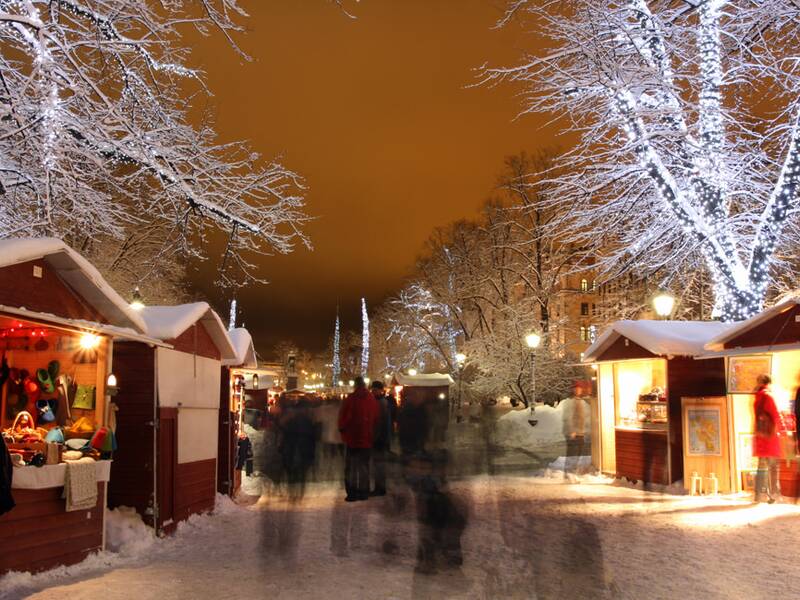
724;304;800;349
0;259;106;323
174;458;216;524
0;482;105;575
218;367;236;496
595;336;657;362
167;323;221;361
615;429;669;485
108;342;156;516
157;409;177;533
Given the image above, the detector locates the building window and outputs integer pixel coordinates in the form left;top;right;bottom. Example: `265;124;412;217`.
580;278;588;292
580;326;588;341
591;303;597;316
580;302;589;316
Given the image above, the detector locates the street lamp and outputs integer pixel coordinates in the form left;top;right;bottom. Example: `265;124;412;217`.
130;287;145;311
408;368;418;377
653;290;676;319
525;332;542;427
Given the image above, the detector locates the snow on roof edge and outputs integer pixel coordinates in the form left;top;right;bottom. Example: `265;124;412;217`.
704;298;800;351
224;327;258;368
140;303;236;360
0;237;147;333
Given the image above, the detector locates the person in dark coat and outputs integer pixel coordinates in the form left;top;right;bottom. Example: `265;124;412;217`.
754;374;784;503
338;376;380;501
1;434;14;516
370;380;396;496
280;396;316;500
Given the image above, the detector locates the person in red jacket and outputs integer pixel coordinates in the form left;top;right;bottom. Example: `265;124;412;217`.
338;376;380;501
753;374;785;503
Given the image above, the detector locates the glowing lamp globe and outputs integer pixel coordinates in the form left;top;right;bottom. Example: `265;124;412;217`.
455;352;466;365
525;333;542;349
653;291;676;318
408;368;418;377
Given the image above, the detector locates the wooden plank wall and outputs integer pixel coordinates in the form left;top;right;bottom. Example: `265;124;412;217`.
615;429;669;485
108;342;155;517
666;357;726;484
0;260;106;323
174;458;216;524
217;366;235;496
0;483;105;575
168;323;221;361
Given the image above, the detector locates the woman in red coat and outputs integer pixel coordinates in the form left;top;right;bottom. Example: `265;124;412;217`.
753;374;785;503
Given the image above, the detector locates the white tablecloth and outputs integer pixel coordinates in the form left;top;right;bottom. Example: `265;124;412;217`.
11;460;111;489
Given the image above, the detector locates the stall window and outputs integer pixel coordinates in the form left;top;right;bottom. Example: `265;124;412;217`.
613;359;668;429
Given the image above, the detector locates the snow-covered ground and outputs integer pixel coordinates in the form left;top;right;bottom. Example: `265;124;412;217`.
3;472;800;600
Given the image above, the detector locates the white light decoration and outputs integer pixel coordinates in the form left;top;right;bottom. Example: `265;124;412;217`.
80;333;100;350
332;311;341;388
525;333;542;349
228;299;237;330
360;298;370;377
653;291;676;318
481;0;800;322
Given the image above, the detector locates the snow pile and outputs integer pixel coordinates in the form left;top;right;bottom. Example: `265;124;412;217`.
225;327;257;367
105;506;156;556
495;398;591;452
140;303;210;339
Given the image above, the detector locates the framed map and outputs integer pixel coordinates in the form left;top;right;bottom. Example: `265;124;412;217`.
685;406;722;456
728;355;771;394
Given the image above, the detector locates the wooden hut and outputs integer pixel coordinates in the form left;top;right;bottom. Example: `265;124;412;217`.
219;327;258;497
703;298;800;495
584;321;731;488
0;238;152;575
109;303;235;534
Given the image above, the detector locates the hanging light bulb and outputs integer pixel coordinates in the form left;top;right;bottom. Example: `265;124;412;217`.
130;286;145;311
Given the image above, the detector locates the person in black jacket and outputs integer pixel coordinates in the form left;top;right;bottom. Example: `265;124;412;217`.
1;435;14;516
370;381;397;496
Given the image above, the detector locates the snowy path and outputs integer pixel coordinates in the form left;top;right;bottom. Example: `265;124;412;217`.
4;476;800;600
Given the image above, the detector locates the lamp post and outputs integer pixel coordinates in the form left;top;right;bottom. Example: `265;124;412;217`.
525;332;542;427
455;352;466;422
652;290;676;320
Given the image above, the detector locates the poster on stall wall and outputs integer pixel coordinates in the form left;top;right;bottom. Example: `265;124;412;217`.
686;407;722;456
728;355;771;394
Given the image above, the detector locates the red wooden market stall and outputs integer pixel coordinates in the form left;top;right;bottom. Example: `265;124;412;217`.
584;321;731;489
0;238;152;575
219;327;258;497
108;303;235;535
702;298;800;496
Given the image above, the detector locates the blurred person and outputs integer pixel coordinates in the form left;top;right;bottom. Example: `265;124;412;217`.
338;376;380;502
563;397;587;482
754;374;785;503
370;380;397;496
279;394;316;501
316;395;344;481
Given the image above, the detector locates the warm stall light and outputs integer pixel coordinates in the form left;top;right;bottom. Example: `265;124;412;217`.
80;333;100;350
348;380;355;387
107;373;118;387
438;393;446;400
252;374;259;389
653;290;676;319
130;286;145;311
408;368;418;376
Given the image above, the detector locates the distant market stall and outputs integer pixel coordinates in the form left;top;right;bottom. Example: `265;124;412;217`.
703;298;800;496
0;238;152;575
584;321;731;489
108;302;235;534
219;327;258;497
392;372;455;445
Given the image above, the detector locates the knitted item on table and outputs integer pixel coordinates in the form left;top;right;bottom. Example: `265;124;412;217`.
63;457;97;512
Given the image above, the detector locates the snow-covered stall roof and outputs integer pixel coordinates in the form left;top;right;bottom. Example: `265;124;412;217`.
583;320;734;362
140;302;236;360
704;298;799;353
394;372;454;387
0;237;147;333
224;327;258;368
